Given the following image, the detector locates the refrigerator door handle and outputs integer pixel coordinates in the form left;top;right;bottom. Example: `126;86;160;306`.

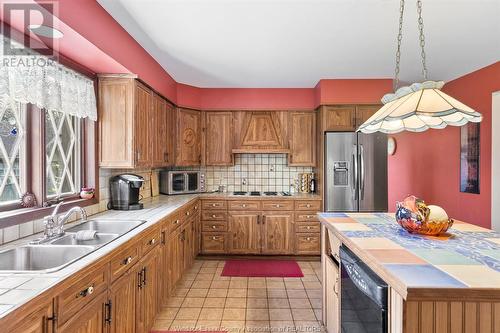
360;144;365;200
352;145;358;200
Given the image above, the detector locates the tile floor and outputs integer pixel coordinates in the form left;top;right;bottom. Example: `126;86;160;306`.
153;259;323;332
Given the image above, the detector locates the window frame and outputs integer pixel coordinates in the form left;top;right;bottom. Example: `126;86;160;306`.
0;92;99;228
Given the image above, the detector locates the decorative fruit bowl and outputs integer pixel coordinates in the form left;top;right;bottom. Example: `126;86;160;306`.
395;196;453;236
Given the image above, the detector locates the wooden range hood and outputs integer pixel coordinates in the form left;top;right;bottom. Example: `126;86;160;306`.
232;111;291;154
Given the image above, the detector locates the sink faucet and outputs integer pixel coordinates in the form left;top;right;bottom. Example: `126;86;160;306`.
31;202;87;244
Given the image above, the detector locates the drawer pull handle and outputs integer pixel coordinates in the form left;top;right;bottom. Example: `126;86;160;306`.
149;238;156;245
306;204;311;208
186;211;190;216
195;206;198;210
212;203;216;207
77;285;94;298
212;214;216;218
306;237;311;241
307;226;311;230
242;204;247;208
122;256;133;265
307;216;311;219
211;236;217;240
212;225;216;229
174;220;180;224
275;204;280;208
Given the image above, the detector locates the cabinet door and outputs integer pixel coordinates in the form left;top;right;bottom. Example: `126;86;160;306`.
322;106;356;131
8;300;54;333
166;102;176;165
108;271;136;333
159;228;169;306
205;112;233;165
176;108;201;166
135;83;153;167
98;77;135;168
152;93;169;167
58;293;107;333
182;222;194;271
289;112;316;166
262;212;294;254
325;256;340;333
166;232;180;296
136;247;159;333
228;212;261;254
355;105;379;128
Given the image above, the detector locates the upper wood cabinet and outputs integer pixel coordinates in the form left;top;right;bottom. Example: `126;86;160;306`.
289;111;316;166
175;108;202;166
321;105;380;132
151;93;174;167
99;75;173;168
232;111;289;153
204;111;233;166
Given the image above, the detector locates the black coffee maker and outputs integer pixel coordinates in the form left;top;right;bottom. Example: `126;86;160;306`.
108;174;144;210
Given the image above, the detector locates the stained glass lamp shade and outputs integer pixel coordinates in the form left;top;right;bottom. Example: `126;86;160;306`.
358;81;482;134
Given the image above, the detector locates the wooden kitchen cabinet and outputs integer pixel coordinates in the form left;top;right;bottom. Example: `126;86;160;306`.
176;108;202;166
325;255;340;333
7;299;54;333
205;111;233;165
262;212;294;254
321;105;380;132
57;292;107;333
228;212;261;254
135;247;159;333
289;111;316;166
108;271;136;333
151;93;172;167
99;75;168;168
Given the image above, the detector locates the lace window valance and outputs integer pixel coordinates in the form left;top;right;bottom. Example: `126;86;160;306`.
0;35;97;121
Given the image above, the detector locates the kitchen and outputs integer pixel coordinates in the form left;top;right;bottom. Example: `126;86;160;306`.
0;1;498;333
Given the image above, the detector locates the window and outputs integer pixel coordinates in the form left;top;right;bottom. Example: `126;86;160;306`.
0;102;93;212
0;102;26;204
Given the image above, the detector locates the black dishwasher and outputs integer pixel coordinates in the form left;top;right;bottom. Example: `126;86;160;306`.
340;245;388;333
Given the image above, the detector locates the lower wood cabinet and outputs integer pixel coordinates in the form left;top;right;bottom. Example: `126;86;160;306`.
7;299;54;333
108;271;136;333
57;292;108;333
325;255;340;333
228;212;261;254
262;212;294;254
135;247;159;333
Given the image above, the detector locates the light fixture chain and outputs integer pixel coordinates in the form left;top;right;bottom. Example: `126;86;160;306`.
394;0;405;90
416;0;428;80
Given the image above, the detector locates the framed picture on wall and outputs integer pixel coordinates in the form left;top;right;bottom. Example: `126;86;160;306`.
460;123;480;194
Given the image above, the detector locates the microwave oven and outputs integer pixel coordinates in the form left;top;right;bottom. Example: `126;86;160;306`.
159;171;205;195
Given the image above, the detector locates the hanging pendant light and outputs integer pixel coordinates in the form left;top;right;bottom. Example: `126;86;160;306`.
358;0;482;134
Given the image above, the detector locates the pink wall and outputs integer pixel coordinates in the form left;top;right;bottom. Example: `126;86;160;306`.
388;62;500;228
315;79;393;105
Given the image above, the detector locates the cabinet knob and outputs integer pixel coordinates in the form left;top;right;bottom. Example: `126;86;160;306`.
174;219;179;224
212;203;216;207
78;285;94;298
306;237;311;241
186;211;190;216
211;236;216;240
306;204;311;208
149;238;156;245
307;226;311;230
242;204;247;208
212;225;216;229
212;214;216;218
275;204;280;208
307;215;311;219
122;256;133;265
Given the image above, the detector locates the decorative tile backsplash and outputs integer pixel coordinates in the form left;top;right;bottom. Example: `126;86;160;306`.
176;154;313;192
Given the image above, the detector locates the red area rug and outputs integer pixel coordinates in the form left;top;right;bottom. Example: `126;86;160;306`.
221;259;304;277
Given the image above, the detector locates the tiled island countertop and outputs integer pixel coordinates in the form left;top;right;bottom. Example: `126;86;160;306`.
319;212;500;300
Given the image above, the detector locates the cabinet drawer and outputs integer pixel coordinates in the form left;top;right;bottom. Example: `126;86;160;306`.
228;200;261;211
202;210;227;221
295;212;319;222
296;234;320;254
202;200;227;210
202;232;226;254
110;242;140;281
295;222;320;233
295;200;321;211
57;263;109;325
140;226;161;255
168;212;182;231
202;221;227;232
262;200;294;211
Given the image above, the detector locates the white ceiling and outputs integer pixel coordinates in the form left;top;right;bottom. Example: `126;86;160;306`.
98;0;500;88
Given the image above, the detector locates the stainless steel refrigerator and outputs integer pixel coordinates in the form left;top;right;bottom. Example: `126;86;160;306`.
325;132;388;212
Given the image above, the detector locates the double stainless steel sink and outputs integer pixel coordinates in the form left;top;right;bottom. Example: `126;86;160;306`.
0;219;146;273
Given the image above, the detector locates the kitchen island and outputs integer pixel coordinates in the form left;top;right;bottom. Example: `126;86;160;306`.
319;212;500;333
